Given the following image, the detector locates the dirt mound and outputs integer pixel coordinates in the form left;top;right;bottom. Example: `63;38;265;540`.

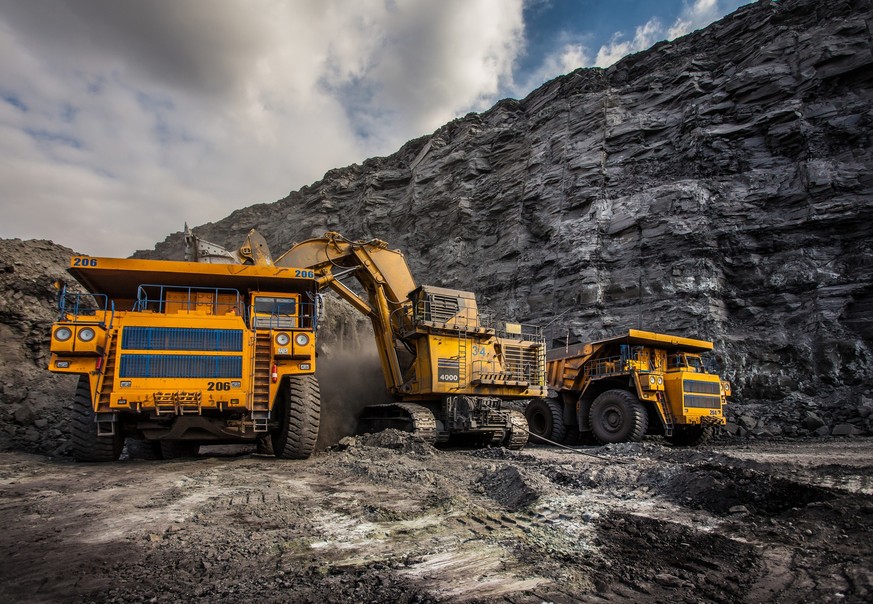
665;464;835;516
478;465;548;511
342;429;437;457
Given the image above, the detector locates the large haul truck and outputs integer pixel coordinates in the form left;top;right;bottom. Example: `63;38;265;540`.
526;329;731;446
48;231;322;461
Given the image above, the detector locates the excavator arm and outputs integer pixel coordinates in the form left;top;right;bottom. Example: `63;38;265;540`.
274;232;418;394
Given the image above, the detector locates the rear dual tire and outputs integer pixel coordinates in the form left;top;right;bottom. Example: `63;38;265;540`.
589;389;648;445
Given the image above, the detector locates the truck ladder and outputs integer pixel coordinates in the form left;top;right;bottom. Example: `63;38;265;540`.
457;329;468;388
95;334;118;436
655;390;675;436
251;333;272;432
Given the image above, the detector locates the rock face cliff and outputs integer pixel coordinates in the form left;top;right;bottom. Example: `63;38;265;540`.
0;239;80;454
140;0;873;422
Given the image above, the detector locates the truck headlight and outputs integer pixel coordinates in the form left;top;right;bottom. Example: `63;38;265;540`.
276;333;290;346
54;327;73;342
657;376;663;385
295;333;310;346
649;376;656;385
78;328;96;342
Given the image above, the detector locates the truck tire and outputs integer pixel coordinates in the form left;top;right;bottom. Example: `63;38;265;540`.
71;375;122;462
272;375;320;459
525;398;565;444
125;438;162;460
589;389;648;445
666;425;713;447
256;435;275;455
159;441;200;459
562;424;581;446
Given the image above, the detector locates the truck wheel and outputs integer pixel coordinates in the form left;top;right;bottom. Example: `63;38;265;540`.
562;424;581;446
256;435;275;455
125;438;162;460
272;375;320;459
159;441;200;459
71;375;122;462
666;425;713;447
525;398;565;444
589;389;648;444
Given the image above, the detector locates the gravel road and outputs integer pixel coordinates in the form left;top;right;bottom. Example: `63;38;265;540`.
1;435;872;603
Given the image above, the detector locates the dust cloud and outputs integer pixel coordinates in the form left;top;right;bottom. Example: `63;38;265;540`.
316;325;392;449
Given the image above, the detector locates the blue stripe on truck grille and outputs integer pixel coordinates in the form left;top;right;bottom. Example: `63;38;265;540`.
119;354;243;378
683;394;721;409
683;379;721;395
121;327;243;352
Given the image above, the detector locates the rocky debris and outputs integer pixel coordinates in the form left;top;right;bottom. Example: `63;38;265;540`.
0;239;81;455
477;465;548;510
137;0;873;419
344;428;437;456
1;437;873;602
726;389;873;438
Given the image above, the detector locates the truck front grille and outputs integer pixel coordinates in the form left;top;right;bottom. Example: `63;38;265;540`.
683;379;721;395
119;354;243;378
121;327;243;352
683;394;721;409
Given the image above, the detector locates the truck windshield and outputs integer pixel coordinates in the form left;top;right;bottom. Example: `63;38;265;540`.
667;353;706;372
686;355;704;372
252;296;297;329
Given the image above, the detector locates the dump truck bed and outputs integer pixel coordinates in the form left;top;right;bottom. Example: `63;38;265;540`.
547;329;714;362
67;256;316;299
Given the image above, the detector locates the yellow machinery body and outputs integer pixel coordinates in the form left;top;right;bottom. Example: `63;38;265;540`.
531;329;731;445
274;234;547;403
48;252;321;460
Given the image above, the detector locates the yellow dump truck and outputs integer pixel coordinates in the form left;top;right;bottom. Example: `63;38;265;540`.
48;235;322;461
526;329;730;446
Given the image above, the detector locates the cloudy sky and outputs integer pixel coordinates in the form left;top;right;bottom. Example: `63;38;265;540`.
0;0;750;256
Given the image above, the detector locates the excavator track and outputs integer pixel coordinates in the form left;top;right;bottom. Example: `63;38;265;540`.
503;409;529;451
357;403;438;445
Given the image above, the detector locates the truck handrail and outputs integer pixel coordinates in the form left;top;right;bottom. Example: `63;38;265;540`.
57;286;114;329
133;284;244;316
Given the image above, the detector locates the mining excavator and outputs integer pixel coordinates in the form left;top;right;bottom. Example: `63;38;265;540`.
189;229;547;448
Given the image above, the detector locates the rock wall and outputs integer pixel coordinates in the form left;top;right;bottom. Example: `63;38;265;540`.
3;0;872;453
140;0;873;416
0;239;80;454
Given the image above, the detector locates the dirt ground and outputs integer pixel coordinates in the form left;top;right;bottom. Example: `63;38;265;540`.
1;435;872;604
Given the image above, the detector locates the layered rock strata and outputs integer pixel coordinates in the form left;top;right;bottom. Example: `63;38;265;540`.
140;0;873;414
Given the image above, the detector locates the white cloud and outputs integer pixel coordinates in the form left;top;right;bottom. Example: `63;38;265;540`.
0;0;524;256
595;17;663;68
593;1;750;68
514;42;591;96
668;0;721;39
